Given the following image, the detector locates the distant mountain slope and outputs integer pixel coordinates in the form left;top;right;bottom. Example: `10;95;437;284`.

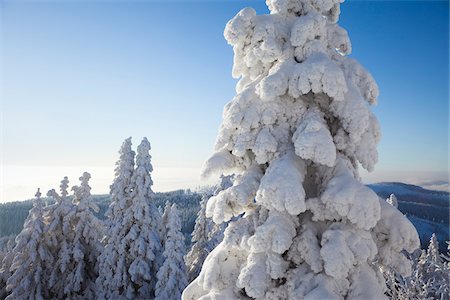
368;182;449;252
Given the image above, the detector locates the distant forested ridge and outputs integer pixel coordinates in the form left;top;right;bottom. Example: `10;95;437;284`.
0;183;448;251
0;190;202;245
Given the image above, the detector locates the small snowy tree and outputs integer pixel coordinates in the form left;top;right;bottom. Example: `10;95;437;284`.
427;234;440;263
97;137;162;300
5;189;52;300
387;194;398;208
155;204;188;300
183;1;420;299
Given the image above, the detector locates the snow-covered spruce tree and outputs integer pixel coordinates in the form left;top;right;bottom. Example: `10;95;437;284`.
55;172;104;299
5;189;52;300
96;137;136;299
45;176;75;298
183;1;419;299
155;204;188;300
98;137;162;299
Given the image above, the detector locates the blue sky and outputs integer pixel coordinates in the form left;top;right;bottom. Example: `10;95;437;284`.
1;0;448;201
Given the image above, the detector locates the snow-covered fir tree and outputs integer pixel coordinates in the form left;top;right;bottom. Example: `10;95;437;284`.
386;194;398;208
183;1;420;299
5;189;51;300
97;137;162;300
155;204;188;300
56;172;103;299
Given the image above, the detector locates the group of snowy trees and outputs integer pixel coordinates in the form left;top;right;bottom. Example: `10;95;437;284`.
384;233;450;300
0;174;102;299
0;138;189;300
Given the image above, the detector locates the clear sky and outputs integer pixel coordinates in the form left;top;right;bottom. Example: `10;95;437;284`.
1;0;448;202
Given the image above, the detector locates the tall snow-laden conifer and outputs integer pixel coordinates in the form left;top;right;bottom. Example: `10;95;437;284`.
5;189;51;300
98;137;162;299
106;137;136;228
96;137;136;299
128;137;163;298
183;1;419;299
155;204;188;300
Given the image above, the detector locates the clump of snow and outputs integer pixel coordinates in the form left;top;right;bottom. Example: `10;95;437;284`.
293;107;336;167
256;152;307;215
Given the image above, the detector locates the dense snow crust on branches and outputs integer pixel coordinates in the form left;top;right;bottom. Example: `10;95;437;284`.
184;0;419;299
